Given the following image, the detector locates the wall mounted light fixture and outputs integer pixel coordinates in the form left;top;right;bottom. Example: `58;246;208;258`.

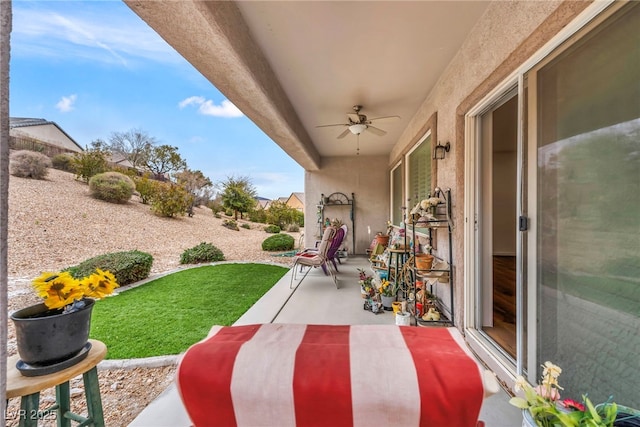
433;141;450;160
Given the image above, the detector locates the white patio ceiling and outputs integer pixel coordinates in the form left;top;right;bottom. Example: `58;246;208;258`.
125;1;490;169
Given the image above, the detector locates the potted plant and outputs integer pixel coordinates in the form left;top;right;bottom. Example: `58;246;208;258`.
420;197;441;216
510;361;638;426
10;269;119;376
358;268;376;299
378;279;397;310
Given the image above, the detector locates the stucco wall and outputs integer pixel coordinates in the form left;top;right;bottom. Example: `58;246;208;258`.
11;124;82;152
388;0;590;327
305;155;389;254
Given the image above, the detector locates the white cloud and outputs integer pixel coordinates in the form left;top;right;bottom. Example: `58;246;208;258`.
56;94;77;113
12;3;181;67
179;97;244;118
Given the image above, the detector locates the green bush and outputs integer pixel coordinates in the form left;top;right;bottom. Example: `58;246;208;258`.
134;175;158;204
89;172;135;204
222;219;239;231
51;153;76;172
66;250;153;287
214;212;222;219
150;182;193;217
241;223;251;230
9;150;52;179
264;224;281;234
72;149;108;182
179;242;225;264
248;208;268;223
262;234;295;251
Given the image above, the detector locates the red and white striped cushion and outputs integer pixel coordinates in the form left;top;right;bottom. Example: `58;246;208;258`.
177;324;485;427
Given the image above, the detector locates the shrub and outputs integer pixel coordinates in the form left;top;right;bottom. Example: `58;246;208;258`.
89;172;135;204
262;234;295;251
241;223;251;230
286;223;300;232
179;242;225;264
51;153;76;172
225;209;233;217
134;175;158;204
214;212;222;219
264;224;281;234
150;182;193;217
248;208;268;224
72;149;109;182
222;219;239;231
266;201;304;229
66;250;153;286
9;150;52;179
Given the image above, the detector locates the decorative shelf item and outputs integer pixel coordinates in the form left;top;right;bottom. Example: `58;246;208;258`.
318;192;355;254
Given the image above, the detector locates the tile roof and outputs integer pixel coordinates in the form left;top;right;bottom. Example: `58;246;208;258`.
9;117;83;151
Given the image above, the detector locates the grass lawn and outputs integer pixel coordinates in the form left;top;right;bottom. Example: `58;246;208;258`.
90;263;288;359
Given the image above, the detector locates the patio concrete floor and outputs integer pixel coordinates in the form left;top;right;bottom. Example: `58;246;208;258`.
128;256;522;427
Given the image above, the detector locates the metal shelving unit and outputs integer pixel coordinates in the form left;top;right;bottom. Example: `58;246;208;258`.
409;188;454;326
318;192;355;254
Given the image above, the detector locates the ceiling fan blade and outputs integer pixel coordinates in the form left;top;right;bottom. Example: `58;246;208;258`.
347;113;361;123
316;123;348;128
337;128;351;139
368;115;400;123
367;126;387;136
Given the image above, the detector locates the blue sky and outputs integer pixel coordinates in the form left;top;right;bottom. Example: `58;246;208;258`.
10;0;304;200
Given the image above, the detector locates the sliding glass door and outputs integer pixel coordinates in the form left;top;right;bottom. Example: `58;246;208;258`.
526;2;640;406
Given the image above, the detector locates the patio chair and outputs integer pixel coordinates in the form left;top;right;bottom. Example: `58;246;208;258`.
290;226;338;288
324;225;345;274
335;224;348;266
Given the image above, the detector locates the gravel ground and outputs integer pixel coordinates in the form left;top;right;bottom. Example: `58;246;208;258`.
4;168;300;426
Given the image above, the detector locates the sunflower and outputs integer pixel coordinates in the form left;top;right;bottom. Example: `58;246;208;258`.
82;268;119;299
32;271;86;309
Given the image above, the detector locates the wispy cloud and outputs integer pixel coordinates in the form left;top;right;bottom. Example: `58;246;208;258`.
12;2;181;67
56;94;77;113
179;97;244;118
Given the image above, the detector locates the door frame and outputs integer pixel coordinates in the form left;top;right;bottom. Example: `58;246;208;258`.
462;0;615;389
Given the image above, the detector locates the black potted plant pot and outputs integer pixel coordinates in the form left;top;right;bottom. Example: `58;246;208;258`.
11;298;94;372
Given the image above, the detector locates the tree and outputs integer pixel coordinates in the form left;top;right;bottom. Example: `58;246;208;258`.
175;169;214;215
108;128;156;168
143;144;187;179
266;200;303;229
218;176;257;220
1;0;12;412
72;139;110;182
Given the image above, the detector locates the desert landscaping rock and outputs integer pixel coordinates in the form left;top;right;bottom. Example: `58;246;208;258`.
5;168;299;426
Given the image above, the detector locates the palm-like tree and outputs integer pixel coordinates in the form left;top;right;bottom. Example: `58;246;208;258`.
0;0;12;417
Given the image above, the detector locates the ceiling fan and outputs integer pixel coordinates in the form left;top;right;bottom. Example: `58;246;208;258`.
316;105;400;140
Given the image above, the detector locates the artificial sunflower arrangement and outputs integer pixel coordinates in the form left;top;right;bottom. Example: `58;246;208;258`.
33;269;119;312
510;361;621;427
378;279;396;297
358;268;376;298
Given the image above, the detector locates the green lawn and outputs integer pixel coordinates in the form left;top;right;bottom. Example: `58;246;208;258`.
90;263;288;359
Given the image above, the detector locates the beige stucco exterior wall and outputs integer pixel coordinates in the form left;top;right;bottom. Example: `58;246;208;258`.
305;155;389;255
388;0;590;327
11;124;82;153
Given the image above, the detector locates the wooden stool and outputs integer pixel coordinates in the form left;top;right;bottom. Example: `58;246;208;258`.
6;339;107;427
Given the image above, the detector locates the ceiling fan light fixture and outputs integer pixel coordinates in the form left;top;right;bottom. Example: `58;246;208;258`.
349;124;367;135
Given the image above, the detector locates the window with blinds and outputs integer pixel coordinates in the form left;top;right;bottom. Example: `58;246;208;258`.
391;163;403;224
405;133;432;208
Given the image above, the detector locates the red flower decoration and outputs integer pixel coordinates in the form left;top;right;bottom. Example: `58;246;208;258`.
562;399;586;412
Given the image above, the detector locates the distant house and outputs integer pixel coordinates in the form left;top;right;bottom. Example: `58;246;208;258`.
107;152;136;170
9;117;83;156
286;192;305;211
254;196;271;210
